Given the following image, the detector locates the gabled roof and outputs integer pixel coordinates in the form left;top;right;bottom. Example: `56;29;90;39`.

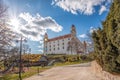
47;34;71;42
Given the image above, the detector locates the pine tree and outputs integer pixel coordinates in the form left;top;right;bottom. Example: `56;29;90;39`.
92;0;120;73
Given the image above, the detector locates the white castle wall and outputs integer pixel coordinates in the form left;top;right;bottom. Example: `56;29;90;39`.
45;37;72;54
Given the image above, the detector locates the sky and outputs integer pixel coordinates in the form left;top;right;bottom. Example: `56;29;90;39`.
3;0;112;54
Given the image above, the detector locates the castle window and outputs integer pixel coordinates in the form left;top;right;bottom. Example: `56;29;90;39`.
62;43;64;45
58;47;59;50
58;44;59;46
54;48;55;51
49;49;51;51
68;38;70;40
63;47;64;49
62;39;64;41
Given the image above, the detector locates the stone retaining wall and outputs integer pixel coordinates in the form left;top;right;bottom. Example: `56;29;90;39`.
91;61;120;80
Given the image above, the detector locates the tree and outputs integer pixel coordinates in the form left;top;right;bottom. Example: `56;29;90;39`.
0;1;17;73
92;0;120;73
67;37;84;54
0;0;15;52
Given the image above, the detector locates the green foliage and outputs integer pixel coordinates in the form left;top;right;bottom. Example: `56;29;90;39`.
47;54;93;63
92;0;120;73
0;67;50;80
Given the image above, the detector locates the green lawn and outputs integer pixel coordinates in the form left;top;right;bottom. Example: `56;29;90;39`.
0;66;50;80
0;61;85;80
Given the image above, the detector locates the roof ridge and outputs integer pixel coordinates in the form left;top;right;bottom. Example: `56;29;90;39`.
48;34;71;42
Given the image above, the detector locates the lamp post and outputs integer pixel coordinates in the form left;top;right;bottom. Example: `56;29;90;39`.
19;36;22;80
16;36;27;80
28;48;31;68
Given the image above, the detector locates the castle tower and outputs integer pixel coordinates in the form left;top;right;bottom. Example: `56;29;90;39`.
71;24;76;38
44;33;48;54
44;33;48;42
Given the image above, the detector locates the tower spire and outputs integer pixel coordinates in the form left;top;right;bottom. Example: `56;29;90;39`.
44;33;48;42
71;24;76;37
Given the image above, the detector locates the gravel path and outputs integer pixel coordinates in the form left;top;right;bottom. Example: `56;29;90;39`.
24;62;102;80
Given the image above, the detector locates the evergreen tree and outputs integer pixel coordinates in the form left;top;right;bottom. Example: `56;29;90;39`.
92;0;120;73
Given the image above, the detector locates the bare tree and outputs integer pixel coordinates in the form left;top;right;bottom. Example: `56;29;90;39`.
0;0;16;57
86;31;94;53
67;37;84;55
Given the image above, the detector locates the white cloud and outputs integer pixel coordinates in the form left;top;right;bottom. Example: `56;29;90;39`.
38;40;44;53
89;27;97;33
38;40;44;49
37;49;43;53
99;5;107;15
52;0;112;15
79;27;97;41
8;12;63;41
8;12;63;53
79;34;88;38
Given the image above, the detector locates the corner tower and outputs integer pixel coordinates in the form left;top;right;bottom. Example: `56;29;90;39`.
44;33;48;54
44;33;48;42
71;24;76;38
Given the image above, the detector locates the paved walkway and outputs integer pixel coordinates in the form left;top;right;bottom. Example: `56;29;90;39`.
24;63;102;80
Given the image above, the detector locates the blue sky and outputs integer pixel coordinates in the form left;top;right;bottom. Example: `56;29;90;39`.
3;0;112;54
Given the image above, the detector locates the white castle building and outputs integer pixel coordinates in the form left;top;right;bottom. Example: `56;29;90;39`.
43;25;85;54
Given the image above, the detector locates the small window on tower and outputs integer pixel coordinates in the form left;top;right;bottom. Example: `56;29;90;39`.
58;47;59;50
63;47;64;49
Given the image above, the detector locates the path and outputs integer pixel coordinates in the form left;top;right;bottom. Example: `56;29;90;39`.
24;62;102;80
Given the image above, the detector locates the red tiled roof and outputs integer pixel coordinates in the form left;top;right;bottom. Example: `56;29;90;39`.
48;34;71;42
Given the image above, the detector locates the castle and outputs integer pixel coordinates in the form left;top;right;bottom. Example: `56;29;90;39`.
43;25;85;54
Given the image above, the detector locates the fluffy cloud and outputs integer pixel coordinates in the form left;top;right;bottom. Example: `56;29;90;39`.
89;27;97;33
8;12;63;53
99;5;107;15
38;40;44;49
9;12;63;41
79;34;88;38
79;27;97;40
52;0;112;15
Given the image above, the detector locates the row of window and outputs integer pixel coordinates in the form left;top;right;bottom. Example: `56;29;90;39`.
47;43;64;48
48;38;70;44
45;47;65;52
